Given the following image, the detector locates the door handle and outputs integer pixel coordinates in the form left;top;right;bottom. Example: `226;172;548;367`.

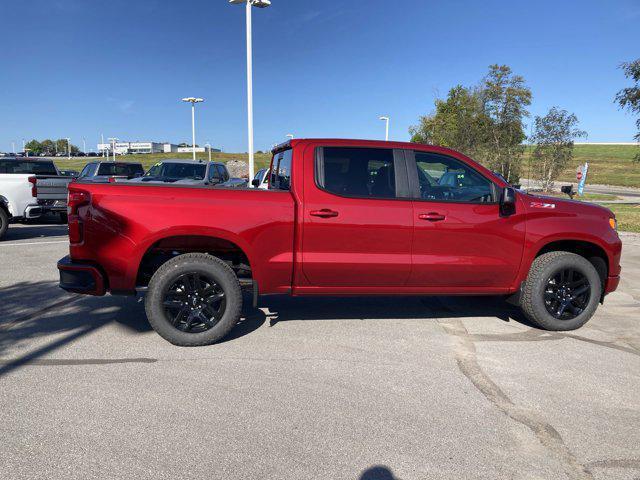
310;209;339;218
418;212;446;222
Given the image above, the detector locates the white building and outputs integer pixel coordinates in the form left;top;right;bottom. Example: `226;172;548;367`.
98;141;179;155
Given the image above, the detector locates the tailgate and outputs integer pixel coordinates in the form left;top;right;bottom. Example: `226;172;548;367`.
36;176;72;203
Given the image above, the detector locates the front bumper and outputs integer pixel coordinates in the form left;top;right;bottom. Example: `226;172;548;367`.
58;255;106;296
605;274;620;295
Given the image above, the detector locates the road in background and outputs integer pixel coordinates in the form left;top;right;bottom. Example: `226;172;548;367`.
1;224;639;480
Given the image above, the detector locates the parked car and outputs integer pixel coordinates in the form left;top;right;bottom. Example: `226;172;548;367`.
58;138;622;346
252;168;270;189
0;158;73;220
0;158;52;238
77;161;145;183
87;152;98;157
129;159;244;187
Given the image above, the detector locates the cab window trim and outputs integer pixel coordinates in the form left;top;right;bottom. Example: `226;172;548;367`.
405;149;498;205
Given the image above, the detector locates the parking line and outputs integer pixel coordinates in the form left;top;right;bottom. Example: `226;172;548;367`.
0;240;68;247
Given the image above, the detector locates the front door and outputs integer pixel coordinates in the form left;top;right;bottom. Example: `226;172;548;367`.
408;150;525;288
301;146;413;287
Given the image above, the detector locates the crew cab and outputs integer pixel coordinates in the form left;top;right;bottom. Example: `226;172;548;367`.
58;139;622;346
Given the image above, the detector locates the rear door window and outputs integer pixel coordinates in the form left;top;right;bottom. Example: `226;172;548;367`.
316;147;396;199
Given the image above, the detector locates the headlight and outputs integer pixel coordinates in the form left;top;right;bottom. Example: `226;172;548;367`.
609;217;617;231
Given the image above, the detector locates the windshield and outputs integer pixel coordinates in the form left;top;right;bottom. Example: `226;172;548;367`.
0;160;58;175
145;162;206;180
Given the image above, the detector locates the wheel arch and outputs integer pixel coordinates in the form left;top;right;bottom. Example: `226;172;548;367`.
135;231;255;289
531;238;609;288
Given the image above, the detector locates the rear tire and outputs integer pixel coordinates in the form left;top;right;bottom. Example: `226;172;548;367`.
0;208;8;240
521;251;602;331
145;253;243;346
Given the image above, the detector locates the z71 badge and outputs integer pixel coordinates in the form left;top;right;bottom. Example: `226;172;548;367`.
530;202;556;209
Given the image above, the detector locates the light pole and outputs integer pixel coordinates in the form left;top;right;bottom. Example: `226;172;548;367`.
11;142;15;154
205;142;212;162
67;138;72;159
108;137;118;162
82;138;86;154
101;133;105;157
379;116;390;141
229;0;271;180
286;134;294;140
182;97;204;161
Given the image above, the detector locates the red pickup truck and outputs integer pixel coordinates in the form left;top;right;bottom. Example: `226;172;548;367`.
58;139;622;346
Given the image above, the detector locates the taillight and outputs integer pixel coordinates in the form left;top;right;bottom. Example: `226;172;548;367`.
28;176;37;197
67;190;90;244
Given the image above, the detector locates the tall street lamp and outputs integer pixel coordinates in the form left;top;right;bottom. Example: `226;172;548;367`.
182;97;204;161
379;116;390;141
229;0;271;180
67;138;72;159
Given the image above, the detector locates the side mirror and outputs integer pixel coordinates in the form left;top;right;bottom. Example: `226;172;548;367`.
500;187;516;217
251;178;261;188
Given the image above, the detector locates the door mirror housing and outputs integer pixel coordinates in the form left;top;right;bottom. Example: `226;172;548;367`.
500;187;517;217
251;178;261;188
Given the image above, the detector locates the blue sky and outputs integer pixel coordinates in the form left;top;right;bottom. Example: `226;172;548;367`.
1;0;638;152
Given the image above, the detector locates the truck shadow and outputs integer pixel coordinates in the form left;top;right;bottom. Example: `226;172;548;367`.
259;295;533;328
3;223;68;241
0;282;266;375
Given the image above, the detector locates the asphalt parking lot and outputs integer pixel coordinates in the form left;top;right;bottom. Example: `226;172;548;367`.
1;223;639;480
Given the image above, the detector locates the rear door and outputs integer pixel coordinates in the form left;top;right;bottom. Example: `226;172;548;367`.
301;145;413;287
407;150;525;288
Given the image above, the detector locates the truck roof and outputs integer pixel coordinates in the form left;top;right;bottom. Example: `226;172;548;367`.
272;138;461;154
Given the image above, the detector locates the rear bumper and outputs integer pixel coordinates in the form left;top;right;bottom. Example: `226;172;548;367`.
57;255;106;296
38;200;67;213
23;205;43;219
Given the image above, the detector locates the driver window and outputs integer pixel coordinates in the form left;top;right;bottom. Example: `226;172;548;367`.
414;152;493;203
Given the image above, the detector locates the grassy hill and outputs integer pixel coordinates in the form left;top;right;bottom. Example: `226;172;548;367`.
523;144;640;187
53;144;640;187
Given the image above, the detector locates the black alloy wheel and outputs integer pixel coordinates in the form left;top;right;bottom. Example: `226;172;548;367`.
162;272;226;333
543;268;591;320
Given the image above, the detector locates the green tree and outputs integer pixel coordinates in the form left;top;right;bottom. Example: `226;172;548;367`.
616;59;640;161
24;139;43;156
480;64;532;182
529;107;586;191
409;64;531;183
55;139;79;155
40;139;56;155
409;85;489;158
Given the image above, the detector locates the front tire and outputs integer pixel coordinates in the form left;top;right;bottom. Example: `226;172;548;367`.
145;253;243;346
521;251;602;331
